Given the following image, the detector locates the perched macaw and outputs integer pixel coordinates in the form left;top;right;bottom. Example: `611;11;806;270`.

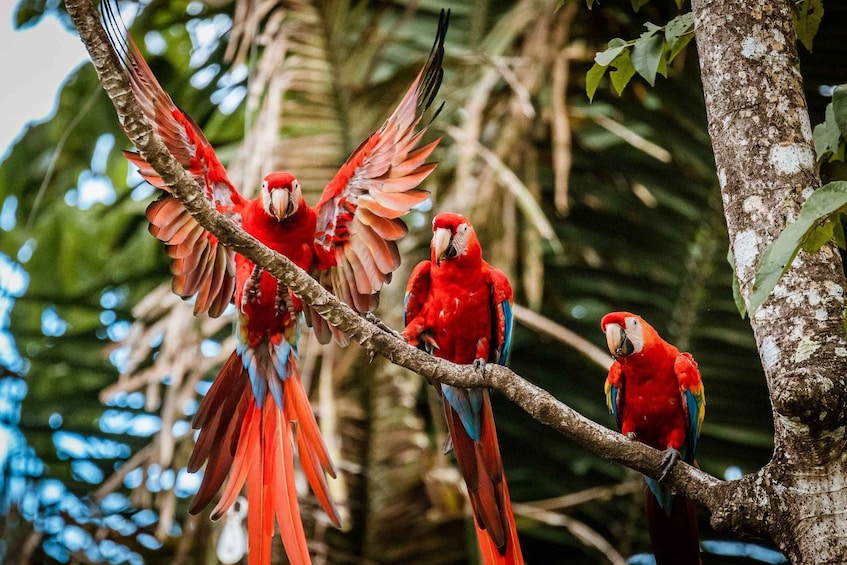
103;4;448;564
403;212;524;565
601;312;705;565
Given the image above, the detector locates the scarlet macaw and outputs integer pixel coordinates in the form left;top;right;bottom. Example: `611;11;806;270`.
403;212;524;564
601;311;705;565
103;4;448;564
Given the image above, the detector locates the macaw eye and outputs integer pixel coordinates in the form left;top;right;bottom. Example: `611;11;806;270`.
262;180;269;191
459;224;469;234
626;318;639;330
292;180;300;192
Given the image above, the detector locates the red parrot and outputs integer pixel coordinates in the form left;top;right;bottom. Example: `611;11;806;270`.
103;4;448;564
402;212;524;565
600;312;705;565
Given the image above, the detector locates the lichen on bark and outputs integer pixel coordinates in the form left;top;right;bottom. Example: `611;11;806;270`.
693;0;847;561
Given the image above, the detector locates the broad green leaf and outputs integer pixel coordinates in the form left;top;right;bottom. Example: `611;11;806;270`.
813;102;841;162
630;0;652;12
793;0;824;52
665;13;695;59
669;32;694;61
802;219;835;253
750;181;847;313
609;51;636;95
595;38;628;66
644;22;662;35
632;33;664;86
728;247;747;318
832;85;847;141
834;213;846;249
586;62;608;101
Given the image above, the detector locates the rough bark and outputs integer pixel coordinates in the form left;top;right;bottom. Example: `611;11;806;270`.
693;0;847;562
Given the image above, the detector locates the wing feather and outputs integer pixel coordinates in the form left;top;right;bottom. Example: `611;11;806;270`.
487;267;514;365
358;207;408;240
311;10;449;325
605;363;625;431
403;261;432;327
674;352;705;462
104;2;242;317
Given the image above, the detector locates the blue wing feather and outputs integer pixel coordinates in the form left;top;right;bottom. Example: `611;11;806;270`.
498;299;513;365
683;388;700;463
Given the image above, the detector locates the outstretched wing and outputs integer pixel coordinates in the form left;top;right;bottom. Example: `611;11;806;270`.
311;10;449;327
104;1;243;317
674;352;705;463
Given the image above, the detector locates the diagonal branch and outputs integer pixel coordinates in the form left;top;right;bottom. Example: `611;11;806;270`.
65;0;740;530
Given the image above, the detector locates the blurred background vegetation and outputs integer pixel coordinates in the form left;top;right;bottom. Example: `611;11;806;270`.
2;0;841;563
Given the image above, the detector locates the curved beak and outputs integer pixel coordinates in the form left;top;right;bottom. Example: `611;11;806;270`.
270;189;291;221
432;228;453;266
604;323;634;359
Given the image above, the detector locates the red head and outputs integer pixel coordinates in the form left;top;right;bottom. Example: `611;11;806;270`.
261;172;301;221
431;212;482;266
600;311;659;360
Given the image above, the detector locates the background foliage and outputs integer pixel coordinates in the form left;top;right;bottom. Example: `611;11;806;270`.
6;0;842;563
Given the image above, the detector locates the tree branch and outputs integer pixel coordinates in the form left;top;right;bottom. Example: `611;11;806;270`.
65;0;733;527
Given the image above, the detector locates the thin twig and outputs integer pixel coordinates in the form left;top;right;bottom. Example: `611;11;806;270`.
512;304;611;370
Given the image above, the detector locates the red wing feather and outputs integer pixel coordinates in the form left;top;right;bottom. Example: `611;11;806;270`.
403;260;432;328
311;10;449;327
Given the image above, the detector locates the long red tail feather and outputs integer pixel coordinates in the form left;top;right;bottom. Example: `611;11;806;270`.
285;361;341;526
189;349;340;565
644;481;701;565
444;390;524;564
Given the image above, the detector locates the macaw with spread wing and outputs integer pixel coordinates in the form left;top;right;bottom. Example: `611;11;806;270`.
103;3;448;564
403;213;524;565
601;311;705;565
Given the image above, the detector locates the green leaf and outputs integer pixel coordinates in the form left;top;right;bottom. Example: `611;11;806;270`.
750;181;847;313
813;102;841;162
727;248;747;319
632;33;664;86
793;0;824;52
665;13;695;60
644;22;662;35
832;85;847;141
586;63;608;101
595;38;628;66
609;51;636;95
834;213;846;249
630;0;652;11
802;219;835;253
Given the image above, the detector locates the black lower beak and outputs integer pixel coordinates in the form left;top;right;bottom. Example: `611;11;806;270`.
437;243;457;266
615;329;635;358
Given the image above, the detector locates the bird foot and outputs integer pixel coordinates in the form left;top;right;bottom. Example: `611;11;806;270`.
472;358;487;379
365;312;402;339
275;284;294;317
625;432;637;441
240;265;263;309
658;447;681;483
